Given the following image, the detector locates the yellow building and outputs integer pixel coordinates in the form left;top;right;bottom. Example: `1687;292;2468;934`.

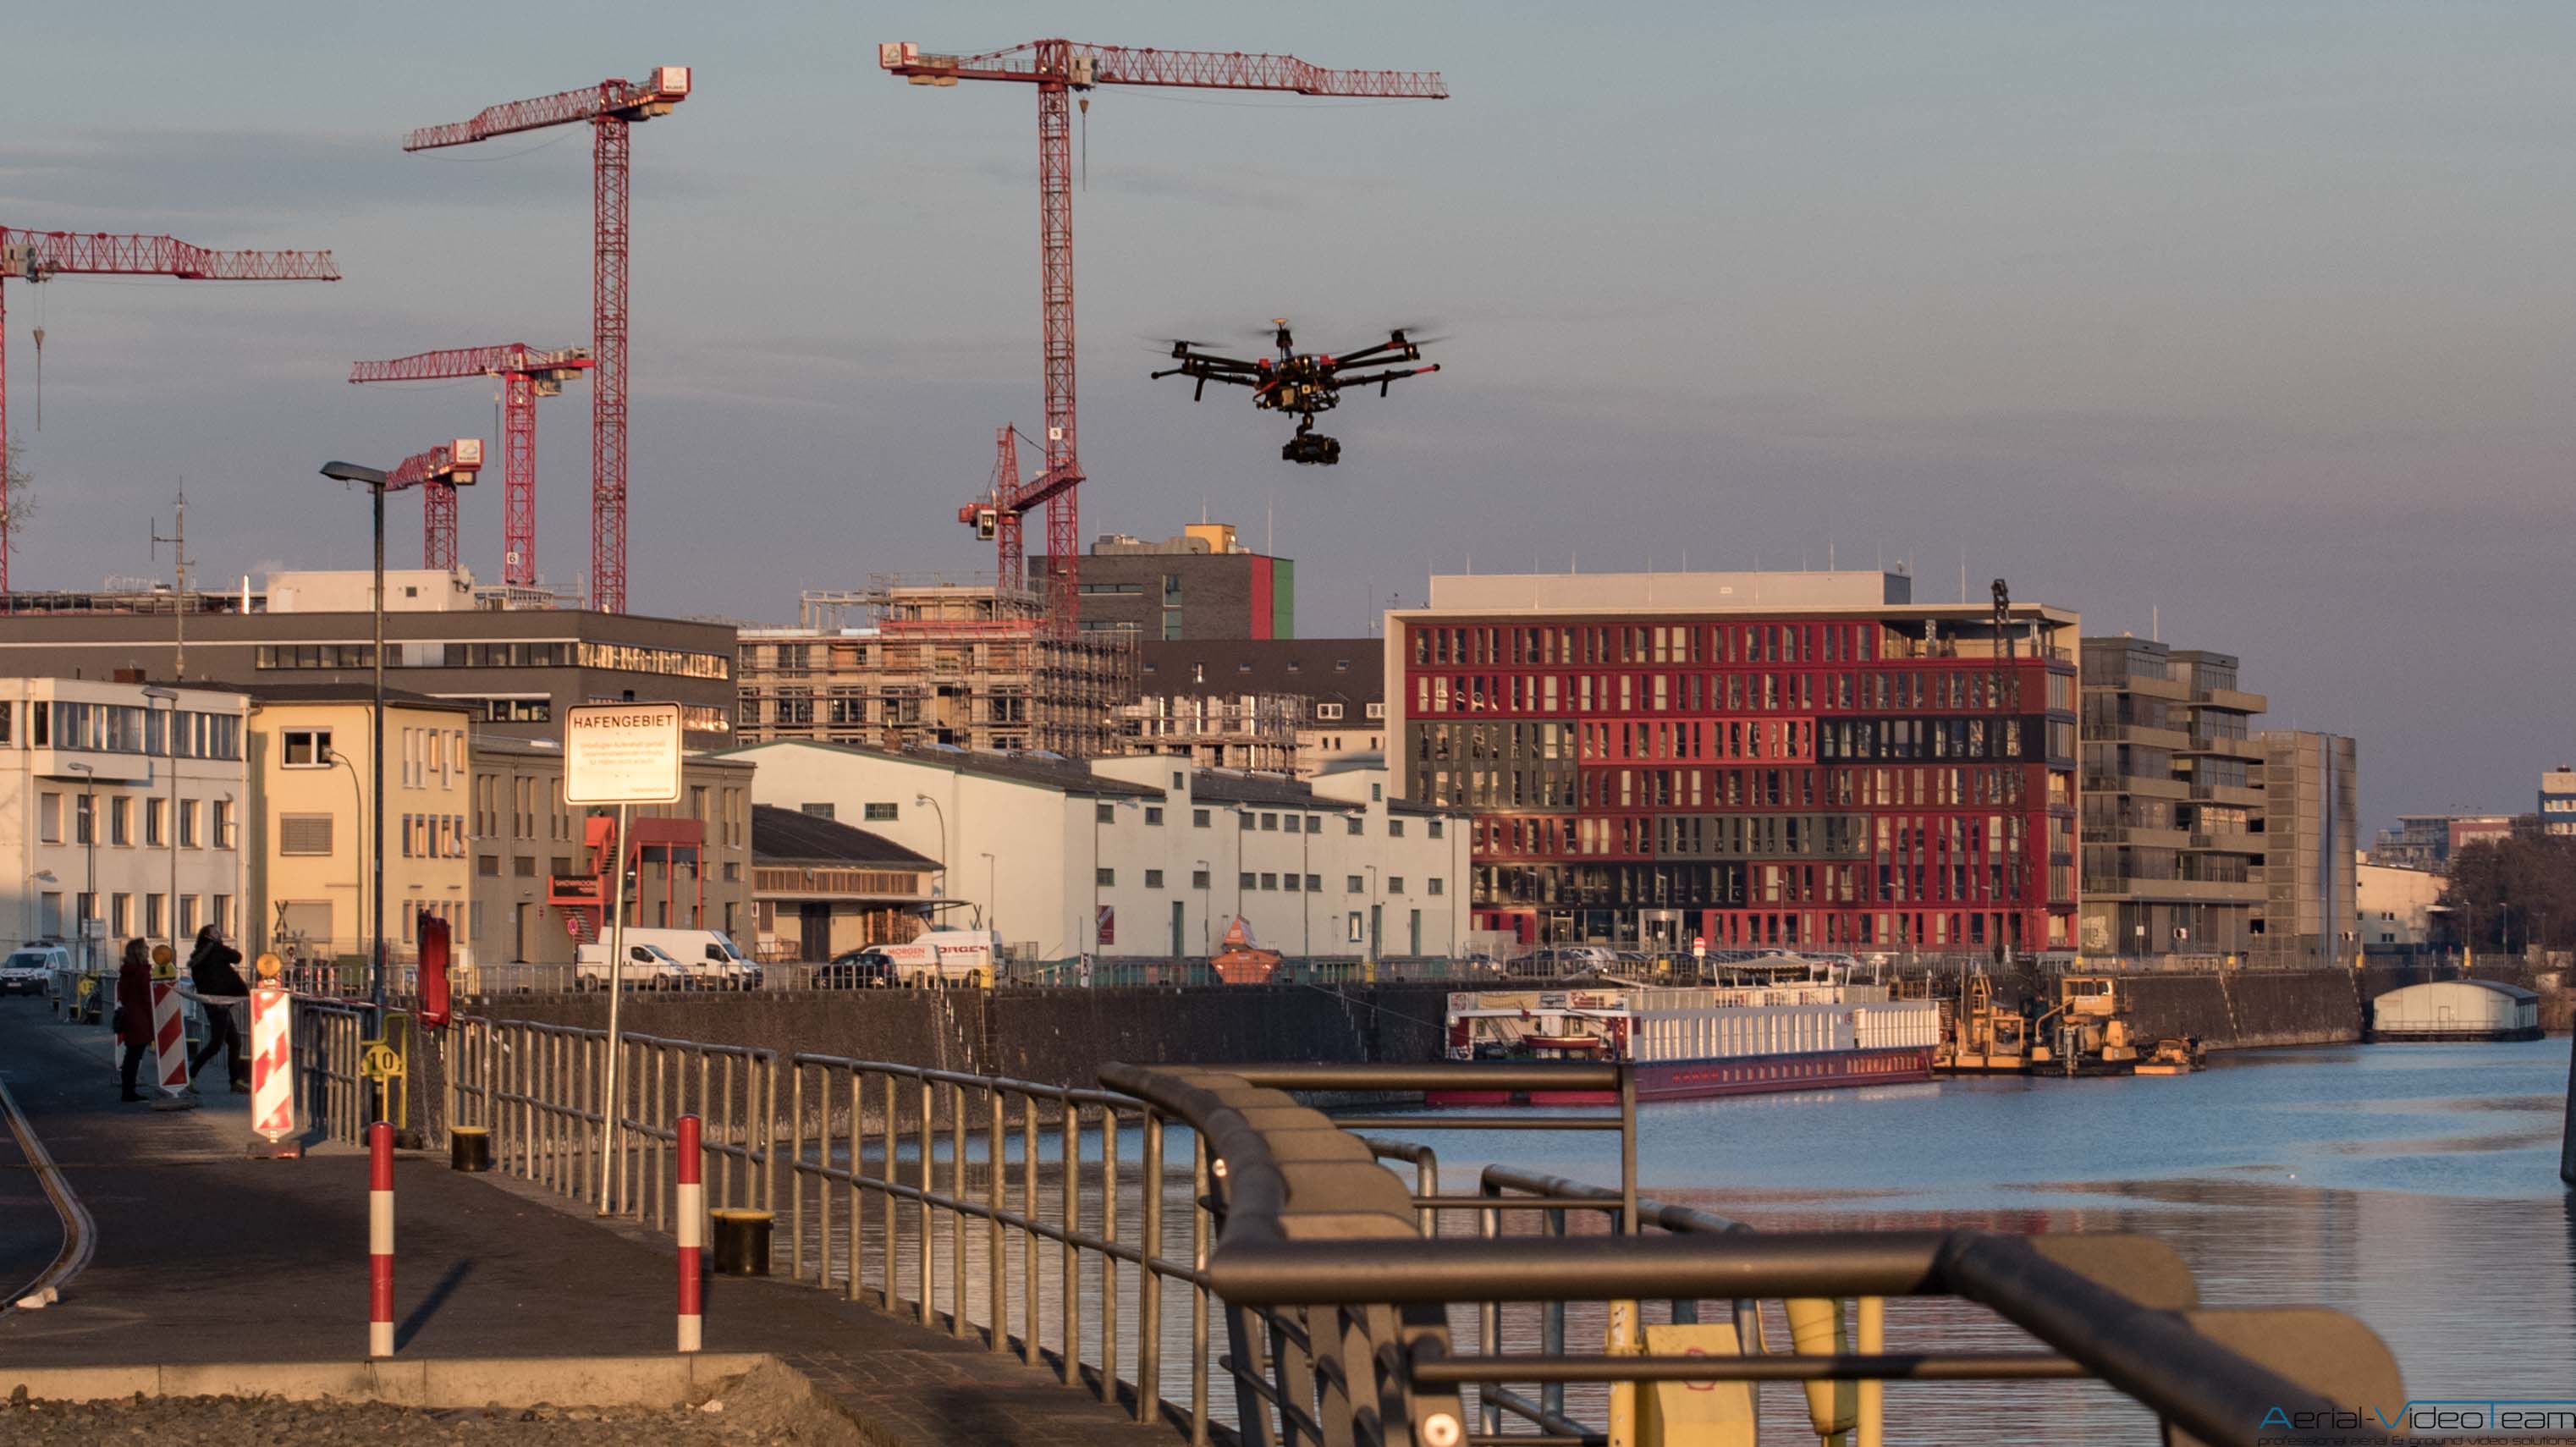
245;686;475;967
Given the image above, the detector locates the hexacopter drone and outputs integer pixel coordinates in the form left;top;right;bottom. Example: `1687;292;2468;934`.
1150;319;1440;465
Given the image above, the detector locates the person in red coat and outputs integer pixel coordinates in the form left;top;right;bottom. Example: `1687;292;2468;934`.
115;937;154;1102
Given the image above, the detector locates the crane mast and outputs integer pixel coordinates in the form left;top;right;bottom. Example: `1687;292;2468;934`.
350;344;592;586
880;40;1446;631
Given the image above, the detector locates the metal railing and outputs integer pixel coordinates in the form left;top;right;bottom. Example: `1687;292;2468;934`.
290;997;378;1147
445;1016;776;1226
1107;1060;2405;1447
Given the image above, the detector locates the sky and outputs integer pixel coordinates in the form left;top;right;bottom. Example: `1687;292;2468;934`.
3;1;2572;829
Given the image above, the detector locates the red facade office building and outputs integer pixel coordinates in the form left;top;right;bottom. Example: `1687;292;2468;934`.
1390;572;2079;958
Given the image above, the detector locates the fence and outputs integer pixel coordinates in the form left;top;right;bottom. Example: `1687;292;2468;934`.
443;1016;776;1226
290;998;377;1147
414;1034;2399;1447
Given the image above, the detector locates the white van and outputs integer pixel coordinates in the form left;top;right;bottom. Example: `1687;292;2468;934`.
845;929;1002;989
618;928;761;990
575;941;689;991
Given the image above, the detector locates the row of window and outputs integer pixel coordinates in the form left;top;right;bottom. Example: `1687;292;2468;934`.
36;792;234;850
34;890;234;942
1415;621;1891;668
1096;867;1442;896
0;701;245;760
256;640;730;679
1408;665;2078;720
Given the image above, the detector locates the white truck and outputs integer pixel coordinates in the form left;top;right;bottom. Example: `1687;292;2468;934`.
846;929;1003;988
616;928;762;990
575;940;689;991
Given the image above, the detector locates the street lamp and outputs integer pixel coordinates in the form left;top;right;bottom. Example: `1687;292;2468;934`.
912;794;947;900
327;750;366;976
319;459;391;1022
142;685;179;959
66;762;96;978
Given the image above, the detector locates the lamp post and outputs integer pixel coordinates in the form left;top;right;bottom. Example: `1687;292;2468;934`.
979;852;997;937
319;460;391;1026
142;686;179;958
67;762;95;978
913;793;947;902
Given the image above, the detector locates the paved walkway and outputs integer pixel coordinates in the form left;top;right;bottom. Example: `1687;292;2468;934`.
0;1001;1174;1446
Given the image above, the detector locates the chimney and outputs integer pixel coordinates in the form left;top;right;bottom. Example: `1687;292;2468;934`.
111;667;147;685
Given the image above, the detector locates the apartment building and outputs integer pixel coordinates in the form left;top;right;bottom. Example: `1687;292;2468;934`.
244;686;475;967
2254;730;2359;968
1126;638;1387;778
2077;639;2270;959
0;678;249;971
2540;768;2576;838
734;580;1133;757
1390;571;2080;956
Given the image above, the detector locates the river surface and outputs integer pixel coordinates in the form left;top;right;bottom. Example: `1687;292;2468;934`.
1397;1038;2576;1444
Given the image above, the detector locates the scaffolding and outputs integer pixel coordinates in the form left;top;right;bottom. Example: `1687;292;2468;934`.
737;578;1132;756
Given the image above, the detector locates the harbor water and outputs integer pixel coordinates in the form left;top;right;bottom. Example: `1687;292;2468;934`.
1406;1037;2576;1444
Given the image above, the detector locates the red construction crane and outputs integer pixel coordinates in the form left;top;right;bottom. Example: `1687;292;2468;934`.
350;344;593;585
403;68;691;615
386;438;487;569
958;425;1031;600
880;40;1447;632
0;228;339;595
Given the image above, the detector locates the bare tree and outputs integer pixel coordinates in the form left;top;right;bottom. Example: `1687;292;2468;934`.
0;438;33;560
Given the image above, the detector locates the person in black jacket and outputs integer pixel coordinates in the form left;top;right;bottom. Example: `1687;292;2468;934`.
184;924;250;1090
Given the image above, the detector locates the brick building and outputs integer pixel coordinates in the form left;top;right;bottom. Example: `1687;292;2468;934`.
1389;571;2079;957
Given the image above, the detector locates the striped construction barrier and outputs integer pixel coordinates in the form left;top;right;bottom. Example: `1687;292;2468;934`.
677;1114;702;1353
248;986;294;1142
148;983;188;1098
369;1121;394;1358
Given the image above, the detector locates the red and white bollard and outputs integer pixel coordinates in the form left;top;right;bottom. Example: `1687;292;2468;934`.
369;1120;394;1357
676;1114;702;1352
247;984;295;1149
148;982;191;1103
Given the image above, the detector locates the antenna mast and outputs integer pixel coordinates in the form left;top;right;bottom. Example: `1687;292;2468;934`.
151;486;191;679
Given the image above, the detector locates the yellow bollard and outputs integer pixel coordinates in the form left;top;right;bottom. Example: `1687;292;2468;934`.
1607;1299;1640;1445
1785;1297;1858;1444
1635;1322;1756;1447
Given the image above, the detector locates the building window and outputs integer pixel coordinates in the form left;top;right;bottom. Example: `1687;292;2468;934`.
145;798;166;847
1260;812;1277;831
863;802;897;822
1428;819;1445;839
1192;869;1210;889
37;792;59;845
74;794;94;846
1239;872;1255;892
1316;702;1343;721
1145;869;1165;889
1238;812;1252;831
1259;872;1277;890
179;800;199;848
213;800;235;850
145;894;166;940
1097;867;1115;887
1372;783;1383;801
1283;873;1301;892
1365;703;1384;720
1428;878;1445;896
110;893;132;937
1306;873;1321;892
1096;802;1117;824
1306;816;1321;834
1346;817;1362;836
801;802;835;821
1347;875;1364;894
179;894;201;937
283;729;332;768
109;797;132;846
1194;809;1210;828
279;813;334;856
1170;771;1185;788
1389;819;1405;838
1145;806;1164;825
1388;877;1406;894
212;894;234;936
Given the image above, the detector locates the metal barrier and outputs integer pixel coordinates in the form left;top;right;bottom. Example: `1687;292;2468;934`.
1106;1060;2406;1447
779;1055;1218;1440
289;996;378;1147
445;1016;776;1227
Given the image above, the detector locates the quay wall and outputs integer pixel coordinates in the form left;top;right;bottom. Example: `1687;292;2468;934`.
460;983;1456;1091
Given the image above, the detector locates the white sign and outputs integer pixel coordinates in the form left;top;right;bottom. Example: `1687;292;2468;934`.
564;702;683;804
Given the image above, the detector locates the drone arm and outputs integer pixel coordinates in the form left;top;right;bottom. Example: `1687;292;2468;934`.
1332;362;1442;396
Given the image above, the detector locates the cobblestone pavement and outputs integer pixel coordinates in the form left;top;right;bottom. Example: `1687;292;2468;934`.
0;1391;851;1446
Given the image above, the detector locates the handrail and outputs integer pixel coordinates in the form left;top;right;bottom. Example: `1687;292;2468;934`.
1106;1059;2396;1447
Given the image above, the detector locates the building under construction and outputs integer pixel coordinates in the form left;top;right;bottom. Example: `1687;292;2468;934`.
734;577;1132;757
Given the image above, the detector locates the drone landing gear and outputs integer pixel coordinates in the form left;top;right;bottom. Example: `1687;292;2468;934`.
1284;416;1340;466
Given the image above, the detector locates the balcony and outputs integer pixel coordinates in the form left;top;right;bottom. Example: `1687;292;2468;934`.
2176;735;2264;762
2083;876;2263;903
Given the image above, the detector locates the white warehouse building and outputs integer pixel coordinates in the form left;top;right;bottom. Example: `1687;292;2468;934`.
719;740;1471;965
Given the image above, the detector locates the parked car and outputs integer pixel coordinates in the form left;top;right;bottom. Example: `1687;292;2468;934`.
0;944;69;997
574;942;690;990
616;928;762;989
814;948;895;989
